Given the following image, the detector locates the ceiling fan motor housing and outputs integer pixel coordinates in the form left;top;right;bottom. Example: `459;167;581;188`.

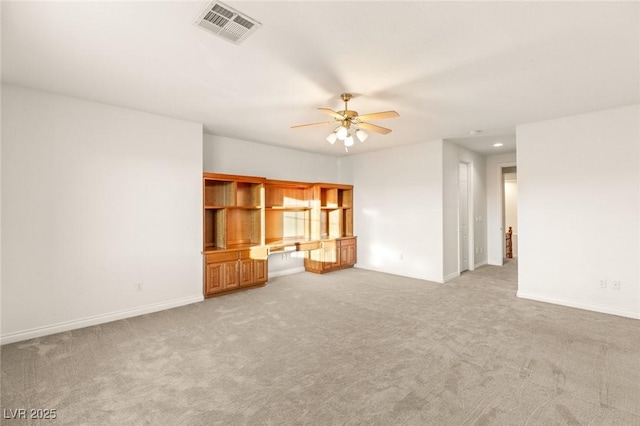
338;110;358;128
340;93;353;102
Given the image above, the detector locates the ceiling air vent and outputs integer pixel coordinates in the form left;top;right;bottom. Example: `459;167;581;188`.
195;1;261;44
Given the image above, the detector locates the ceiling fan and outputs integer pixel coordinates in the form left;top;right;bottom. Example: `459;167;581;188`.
291;93;399;151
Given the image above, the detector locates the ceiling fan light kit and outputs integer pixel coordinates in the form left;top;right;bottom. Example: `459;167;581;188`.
292;93;399;152
344;134;354;147
336;125;348;140
326;132;338;144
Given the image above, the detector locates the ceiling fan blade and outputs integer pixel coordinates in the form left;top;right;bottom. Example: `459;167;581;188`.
356;111;399;122
291;121;335;129
318;108;345;120
358;122;393;135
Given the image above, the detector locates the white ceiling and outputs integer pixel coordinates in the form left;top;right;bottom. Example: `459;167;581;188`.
2;1;638;157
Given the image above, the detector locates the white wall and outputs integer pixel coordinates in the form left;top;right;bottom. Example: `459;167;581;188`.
343;141;445;282
203;135;341;182
1;85;204;343
204;136;458;283
442;141;488;280
203;134;341;275
486;153;517;265
517;104;639;319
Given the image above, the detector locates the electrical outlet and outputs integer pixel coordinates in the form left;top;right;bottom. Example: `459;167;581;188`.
135;282;143;292
612;280;621;290
282;253;287;260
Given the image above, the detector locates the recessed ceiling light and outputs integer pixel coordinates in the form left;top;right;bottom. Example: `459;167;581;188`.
493;143;504;147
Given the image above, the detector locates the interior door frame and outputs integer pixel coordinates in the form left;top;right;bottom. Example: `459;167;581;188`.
459;160;475;273
496;161;517;265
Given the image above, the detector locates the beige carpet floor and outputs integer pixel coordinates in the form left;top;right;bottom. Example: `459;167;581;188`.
2;261;640;425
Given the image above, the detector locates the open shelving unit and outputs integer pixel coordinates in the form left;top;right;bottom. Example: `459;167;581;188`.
316;184;354;239
203;175;264;250
263;180;313;249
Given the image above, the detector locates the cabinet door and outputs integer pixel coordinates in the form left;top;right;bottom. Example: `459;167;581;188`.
339;238;357;267
339;244;350;267
239;258;254;287
346;243;357;265
225;261;239;289
254;259;268;283
322;245;339;271
205;262;225;295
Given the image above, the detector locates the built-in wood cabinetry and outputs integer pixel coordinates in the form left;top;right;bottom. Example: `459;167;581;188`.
304;236;357;273
304;183;356;273
314;183;354;239
203;249;268;296
203;173;268;297
202;173;356;297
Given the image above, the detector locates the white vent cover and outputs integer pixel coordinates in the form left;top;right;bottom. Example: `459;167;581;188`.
195;1;261;44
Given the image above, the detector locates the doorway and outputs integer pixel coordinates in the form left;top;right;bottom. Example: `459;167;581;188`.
503;167;518;260
459;162;470;273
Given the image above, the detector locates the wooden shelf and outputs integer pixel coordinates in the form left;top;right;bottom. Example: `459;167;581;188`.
264;180;314;245
265;206;311;211
204;180;233;207
264;180;312;209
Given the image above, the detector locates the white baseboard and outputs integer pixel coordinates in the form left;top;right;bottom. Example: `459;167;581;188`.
354;266;443;284
1;295;204;345
444;272;460;283
517;291;640;320
268;266;306;278
474;260;488;269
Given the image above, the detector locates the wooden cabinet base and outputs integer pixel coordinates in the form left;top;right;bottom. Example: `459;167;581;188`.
304;237;357;274
205;281;266;298
204;249;268;298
